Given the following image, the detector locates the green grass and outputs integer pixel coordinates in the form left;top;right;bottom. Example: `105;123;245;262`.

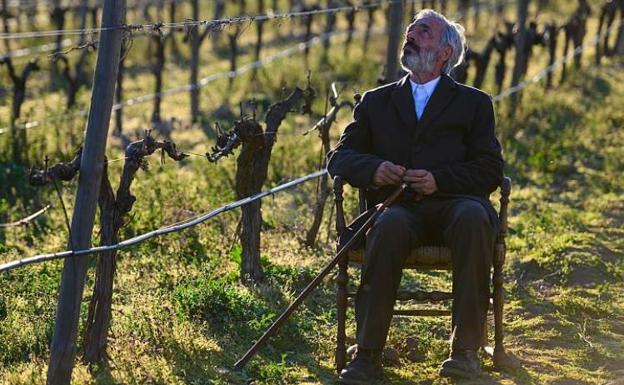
1;1;624;384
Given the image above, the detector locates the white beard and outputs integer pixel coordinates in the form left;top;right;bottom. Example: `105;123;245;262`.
400;48;438;75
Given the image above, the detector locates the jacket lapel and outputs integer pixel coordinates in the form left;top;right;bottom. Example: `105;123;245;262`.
391;75;418;132
416;74;458;139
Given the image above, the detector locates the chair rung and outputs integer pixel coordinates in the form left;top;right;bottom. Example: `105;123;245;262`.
396;290;453;301
346;290;453;302
393;309;451;316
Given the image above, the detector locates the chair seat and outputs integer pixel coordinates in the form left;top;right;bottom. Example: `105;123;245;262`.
348;245;452;270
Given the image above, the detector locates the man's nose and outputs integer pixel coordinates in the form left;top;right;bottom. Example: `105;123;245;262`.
406;29;418;42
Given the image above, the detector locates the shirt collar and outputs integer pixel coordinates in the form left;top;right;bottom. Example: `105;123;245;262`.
409;75;441;98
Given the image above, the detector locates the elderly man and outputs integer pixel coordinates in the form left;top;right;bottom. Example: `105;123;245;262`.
327;9;504;384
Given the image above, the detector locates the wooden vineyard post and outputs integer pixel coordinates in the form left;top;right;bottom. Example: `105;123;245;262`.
385;0;404;82
252;0;265;81
150;32;168;124
114;0;126;135
50;5;69;60
363;3;375;52
189;0;211;124
302;5;316;68
344;6;356;55
509;0;529;115
545;22;558;89
321;0;338;63
46;0;124;383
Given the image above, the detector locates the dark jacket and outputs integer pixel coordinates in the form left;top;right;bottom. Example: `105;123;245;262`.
327;74;504;222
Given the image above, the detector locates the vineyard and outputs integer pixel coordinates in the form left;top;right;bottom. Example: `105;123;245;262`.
1;0;624;384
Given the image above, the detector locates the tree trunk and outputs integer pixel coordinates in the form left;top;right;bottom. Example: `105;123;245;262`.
236;88;304;282
82;166;117;364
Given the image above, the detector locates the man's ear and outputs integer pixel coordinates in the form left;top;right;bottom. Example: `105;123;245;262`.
439;45;452;62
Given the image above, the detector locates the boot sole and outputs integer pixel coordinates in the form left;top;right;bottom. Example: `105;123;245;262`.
339;375;386;385
439;366;481;379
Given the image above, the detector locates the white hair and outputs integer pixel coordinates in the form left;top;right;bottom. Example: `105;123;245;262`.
413;9;466;74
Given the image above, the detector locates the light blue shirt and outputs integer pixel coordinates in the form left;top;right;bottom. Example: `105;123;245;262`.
409;76;441;120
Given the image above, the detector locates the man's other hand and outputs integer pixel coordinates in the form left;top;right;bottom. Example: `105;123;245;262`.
373;161;406;186
404;169;438;195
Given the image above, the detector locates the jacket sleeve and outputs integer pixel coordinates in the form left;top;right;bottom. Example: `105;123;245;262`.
430;94;504;196
327;92;385;189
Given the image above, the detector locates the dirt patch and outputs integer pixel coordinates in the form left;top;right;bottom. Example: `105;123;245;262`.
566;263;611;287
513;258;549;282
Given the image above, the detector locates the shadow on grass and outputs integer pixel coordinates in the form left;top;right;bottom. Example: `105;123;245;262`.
167;252;340;383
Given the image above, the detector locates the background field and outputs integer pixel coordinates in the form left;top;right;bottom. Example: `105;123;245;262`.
0;0;623;384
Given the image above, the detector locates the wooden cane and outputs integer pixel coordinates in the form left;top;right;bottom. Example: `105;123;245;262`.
234;183;408;370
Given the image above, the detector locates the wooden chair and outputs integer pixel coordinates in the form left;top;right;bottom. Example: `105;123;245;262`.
332;175;513;372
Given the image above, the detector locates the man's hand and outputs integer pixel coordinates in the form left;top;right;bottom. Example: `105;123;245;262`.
373;161;406;186
404;169;438;195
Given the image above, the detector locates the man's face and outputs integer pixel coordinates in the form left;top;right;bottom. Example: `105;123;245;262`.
400;16;446;75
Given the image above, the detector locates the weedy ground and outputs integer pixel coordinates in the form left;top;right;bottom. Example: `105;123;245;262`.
1;1;623;384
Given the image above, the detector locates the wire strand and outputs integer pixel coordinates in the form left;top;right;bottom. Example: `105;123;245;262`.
0;0;418;40
0;205;51;228
0;169;327;273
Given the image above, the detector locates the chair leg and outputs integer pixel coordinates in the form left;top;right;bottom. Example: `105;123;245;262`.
492;242;515;369
336;255;348;372
481;315;489;349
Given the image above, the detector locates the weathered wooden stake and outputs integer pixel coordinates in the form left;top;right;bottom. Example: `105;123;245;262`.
363;4;375;52
509;0;530;114
46;0;124;383
344;5;356;55
545;22;558;89
227;29;240;91
150;33;167;124
189;0;211;123
252;0;266;81
302;6;316;68
385;0;404;82
321;0;339;63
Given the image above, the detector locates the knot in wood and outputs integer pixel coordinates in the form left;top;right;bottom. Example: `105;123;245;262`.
234;117;263;143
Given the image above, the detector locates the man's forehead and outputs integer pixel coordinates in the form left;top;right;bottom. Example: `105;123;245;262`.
408;16;444;31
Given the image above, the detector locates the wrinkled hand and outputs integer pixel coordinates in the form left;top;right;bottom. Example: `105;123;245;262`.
403;169;438;195
373;161;406;186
